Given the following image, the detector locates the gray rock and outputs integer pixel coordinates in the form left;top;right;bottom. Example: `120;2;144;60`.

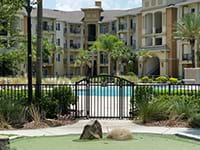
0;136;9;150
80;120;103;140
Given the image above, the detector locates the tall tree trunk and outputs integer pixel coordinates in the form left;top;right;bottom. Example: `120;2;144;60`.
35;0;43;99
190;39;195;68
116;59;120;76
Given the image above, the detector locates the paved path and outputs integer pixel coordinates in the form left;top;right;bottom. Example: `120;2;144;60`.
0;120;200;141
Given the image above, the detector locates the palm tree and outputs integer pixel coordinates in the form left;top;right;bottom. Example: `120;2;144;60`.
91;34;129;75
75;49;92;76
174;13;200;68
137;50;152;77
36;0;43;99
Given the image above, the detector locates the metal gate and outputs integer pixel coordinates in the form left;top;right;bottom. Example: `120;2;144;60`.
75;75;135;119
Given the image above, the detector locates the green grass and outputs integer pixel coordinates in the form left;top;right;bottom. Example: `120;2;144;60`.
0;134;17;137
11;134;200;150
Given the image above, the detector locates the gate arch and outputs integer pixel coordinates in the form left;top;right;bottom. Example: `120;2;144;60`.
75;75;135;119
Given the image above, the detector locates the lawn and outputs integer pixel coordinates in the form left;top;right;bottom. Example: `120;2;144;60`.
11;134;200;150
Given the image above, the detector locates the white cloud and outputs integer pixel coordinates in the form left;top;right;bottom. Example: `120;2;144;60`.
55;0;142;11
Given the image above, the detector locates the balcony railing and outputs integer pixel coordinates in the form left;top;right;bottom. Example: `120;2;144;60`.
119;24;127;30
70;43;81;49
183;54;192;61
70;28;81;34
43;25;54;32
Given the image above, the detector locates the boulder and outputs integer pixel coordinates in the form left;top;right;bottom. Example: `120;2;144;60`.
107;128;133;140
80;120;103;140
0;136;9;150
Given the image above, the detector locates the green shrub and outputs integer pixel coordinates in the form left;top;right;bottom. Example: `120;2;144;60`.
0;96;27;126
189;114;200;128
51;86;75;115
141;76;150;83
126;72;135;76
155;76;168;83
120;75;139;83
35;95;59;119
169;77;178;84
71;76;84;83
152;95;199;121
135;86;153;104
134;86;154;120
137;98;170;123
168;96;198;120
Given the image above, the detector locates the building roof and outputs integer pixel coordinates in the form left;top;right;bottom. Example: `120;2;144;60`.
175;0;200;6
31;8;137;23
116;7;142;17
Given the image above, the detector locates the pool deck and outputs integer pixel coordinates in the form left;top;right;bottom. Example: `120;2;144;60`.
0;120;200;141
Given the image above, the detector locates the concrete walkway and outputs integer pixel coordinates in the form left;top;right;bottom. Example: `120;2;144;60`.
0;120;200;141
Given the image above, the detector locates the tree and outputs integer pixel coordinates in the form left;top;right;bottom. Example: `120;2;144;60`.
0;49;25;76
20;36;61;71
127;53;138;74
75;49;92;76
36;0;43;99
91;34;130;75
0;0;24;48
136;50;153;77
174;13;200;68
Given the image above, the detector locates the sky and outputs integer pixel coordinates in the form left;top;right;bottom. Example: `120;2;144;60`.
43;0;142;11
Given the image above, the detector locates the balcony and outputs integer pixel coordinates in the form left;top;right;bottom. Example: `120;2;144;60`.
43;25;54;32
118;24;127;31
183;54;192;61
70;43;81;49
43;58;53;67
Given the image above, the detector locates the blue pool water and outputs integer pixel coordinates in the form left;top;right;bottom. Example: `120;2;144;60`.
77;86;133;96
76;85;181;96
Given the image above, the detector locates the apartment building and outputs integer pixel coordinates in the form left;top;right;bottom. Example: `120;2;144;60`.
176;0;200;78
29;1;140;77
2;0;200;78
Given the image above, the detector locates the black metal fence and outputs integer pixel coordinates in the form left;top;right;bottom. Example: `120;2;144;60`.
1;80;200;119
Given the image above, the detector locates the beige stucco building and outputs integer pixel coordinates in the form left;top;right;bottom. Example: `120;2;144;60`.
1;0;200;78
28;1;141;77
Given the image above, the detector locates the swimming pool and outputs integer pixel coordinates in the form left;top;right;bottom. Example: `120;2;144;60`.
76;84;198;96
77;85;133;96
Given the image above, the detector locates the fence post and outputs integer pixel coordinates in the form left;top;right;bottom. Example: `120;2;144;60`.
86;78;90;119
119;79;123;119
131;83;135;118
75;82;78;118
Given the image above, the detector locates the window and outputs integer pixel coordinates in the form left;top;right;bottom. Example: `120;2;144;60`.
43;21;48;30
56;23;60;31
133;40;136;49
64;27;67;33
56;38;60;46
70;55;76;64
70;24;81;34
130;36;133;46
112;22;116;32
130;19;133;29
151;0;156;6
100;24;108;34
158;0;163;5
155;37;162;45
56;54;61;62
145;1;149;7
133;22;136;32
88;24;96;41
100;53;108;64
191;8;195;13
64;43;67;48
